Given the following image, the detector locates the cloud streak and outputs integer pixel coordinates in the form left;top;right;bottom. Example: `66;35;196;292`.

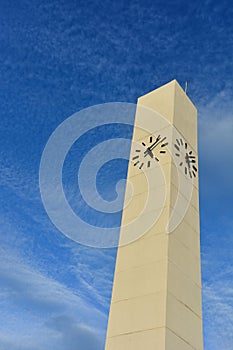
0;247;106;350
198;88;233;200
203;281;233;350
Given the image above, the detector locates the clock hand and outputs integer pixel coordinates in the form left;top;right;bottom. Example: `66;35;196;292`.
144;135;168;160
144;135;161;157
144;148;154;158
149;136;166;151
185;153;192;168
186;154;196;163
148;135;161;151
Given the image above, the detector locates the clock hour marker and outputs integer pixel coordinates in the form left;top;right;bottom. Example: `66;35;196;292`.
189;151;192;155
185;142;187;149
142;142;146;146
132;155;139;160
154;157;159;162
150;136;153;143
180;138;183;145
139;163;144;169
134;161;139;166
136;149;141;152
179;162;183;166
185;167;187;175
192;171;196;177
160;150;166;154
176;139;180;146
193;165;197;172
147;161;151;168
175;153;180;157
175;144;180;151
161;142;168;147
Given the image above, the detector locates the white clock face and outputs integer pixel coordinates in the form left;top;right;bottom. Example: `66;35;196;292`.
174;138;197;178
132;134;169;169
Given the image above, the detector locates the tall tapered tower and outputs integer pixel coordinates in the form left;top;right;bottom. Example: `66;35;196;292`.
105;80;203;350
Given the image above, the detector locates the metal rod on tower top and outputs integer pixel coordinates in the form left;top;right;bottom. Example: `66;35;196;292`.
185;80;188;94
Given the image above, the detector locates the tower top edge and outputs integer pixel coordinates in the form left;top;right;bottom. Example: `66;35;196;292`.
138;79;197;111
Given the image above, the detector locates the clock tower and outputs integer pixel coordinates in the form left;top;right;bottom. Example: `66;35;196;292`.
105;80;204;350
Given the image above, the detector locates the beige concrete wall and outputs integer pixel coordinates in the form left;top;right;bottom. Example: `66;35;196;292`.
105;80;203;349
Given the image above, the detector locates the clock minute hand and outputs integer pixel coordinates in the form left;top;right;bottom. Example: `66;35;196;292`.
149;136;166;151
144;135;161;156
144;135;160;158
149;135;161;150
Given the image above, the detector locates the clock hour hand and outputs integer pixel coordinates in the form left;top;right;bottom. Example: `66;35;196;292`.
144;135;161;157
185;154;196;167
185;154;192;168
187;156;196;162
144;148;154;158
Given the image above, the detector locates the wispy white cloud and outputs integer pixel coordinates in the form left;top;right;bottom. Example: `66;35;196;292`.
203;281;233;350
201;216;233;350
0;246;106;350
198;88;233;196
199;89;233;153
65;242;116;310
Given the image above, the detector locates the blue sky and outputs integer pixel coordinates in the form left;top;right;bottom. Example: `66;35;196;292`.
0;0;233;349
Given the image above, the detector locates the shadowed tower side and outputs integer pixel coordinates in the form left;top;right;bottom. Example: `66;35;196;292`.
105;80;204;350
